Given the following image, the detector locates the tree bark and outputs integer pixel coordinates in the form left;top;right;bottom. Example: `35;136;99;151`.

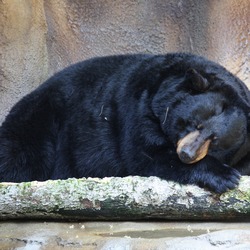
0;176;250;221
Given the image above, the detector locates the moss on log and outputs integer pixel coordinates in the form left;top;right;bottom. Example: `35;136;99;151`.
0;176;250;221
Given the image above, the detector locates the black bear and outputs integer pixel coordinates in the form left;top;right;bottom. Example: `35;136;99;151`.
0;53;250;193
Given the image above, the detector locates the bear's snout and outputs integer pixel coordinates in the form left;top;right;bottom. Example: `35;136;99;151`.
177;130;211;164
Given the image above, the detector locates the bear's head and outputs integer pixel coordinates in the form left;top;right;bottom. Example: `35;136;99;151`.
152;56;250;166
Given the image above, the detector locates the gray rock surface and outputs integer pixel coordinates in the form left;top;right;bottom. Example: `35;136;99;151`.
0;222;250;249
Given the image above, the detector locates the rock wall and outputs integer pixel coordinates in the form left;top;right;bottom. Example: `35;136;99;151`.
0;0;249;123
0;0;48;122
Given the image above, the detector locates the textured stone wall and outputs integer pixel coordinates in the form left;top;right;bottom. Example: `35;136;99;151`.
0;0;48;122
0;0;249;123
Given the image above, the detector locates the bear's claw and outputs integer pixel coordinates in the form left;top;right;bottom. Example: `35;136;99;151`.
205;166;241;193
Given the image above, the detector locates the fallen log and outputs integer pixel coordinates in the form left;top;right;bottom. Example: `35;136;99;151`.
0;176;250;220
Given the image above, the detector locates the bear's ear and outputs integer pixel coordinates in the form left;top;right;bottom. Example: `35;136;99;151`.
186;68;210;92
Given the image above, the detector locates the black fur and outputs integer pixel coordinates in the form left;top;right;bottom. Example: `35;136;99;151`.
0;53;250;193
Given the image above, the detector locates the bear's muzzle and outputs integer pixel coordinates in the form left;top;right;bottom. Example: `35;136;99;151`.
177;130;212;164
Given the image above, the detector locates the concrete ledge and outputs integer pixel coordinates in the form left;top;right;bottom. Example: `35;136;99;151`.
0;222;250;249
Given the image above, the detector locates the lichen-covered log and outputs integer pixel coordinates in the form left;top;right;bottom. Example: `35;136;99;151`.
0;176;250;221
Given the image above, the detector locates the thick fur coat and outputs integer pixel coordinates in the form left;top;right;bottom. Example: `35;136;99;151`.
0;53;250;193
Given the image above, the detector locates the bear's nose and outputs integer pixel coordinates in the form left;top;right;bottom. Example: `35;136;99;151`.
178;148;196;164
177;130;211;164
